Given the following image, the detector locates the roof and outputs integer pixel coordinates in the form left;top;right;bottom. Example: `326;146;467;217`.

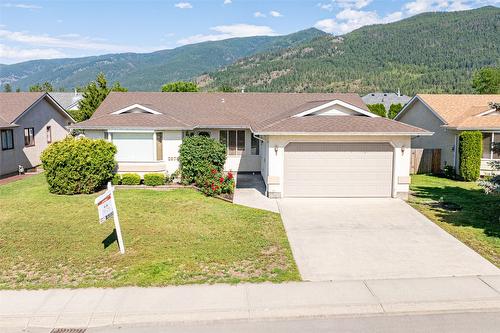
73;92;430;136
362;92;411;110
0;92;75;128
399;94;500;130
49;92;83;110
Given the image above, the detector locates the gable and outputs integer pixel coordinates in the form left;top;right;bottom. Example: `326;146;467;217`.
111;104;162;115
292;99;375;118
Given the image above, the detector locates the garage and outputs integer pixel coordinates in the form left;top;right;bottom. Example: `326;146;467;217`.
283;142;394;197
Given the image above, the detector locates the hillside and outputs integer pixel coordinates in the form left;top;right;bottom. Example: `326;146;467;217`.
204;6;500;94
0;28;325;91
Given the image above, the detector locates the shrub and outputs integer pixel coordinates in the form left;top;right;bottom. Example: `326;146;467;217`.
443;165;456;180
195;168;235;197
40;136;116;194
458;131;482;181
121;173;141;185
367;104;387;117
111;174;121;185
388;103;403;119
144;173;165;186
179;135;227;183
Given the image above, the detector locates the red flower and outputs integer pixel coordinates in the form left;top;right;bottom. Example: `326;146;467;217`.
227;172;233;180
211;169;217;175
219;177;224;183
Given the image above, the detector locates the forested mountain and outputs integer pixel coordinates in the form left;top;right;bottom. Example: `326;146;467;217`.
203;6;500;94
0;28;325;91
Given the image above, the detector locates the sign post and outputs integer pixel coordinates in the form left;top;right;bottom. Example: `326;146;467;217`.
95;182;125;254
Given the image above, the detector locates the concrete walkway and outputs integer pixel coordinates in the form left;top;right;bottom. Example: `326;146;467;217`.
233;173;279;213
1;275;500;329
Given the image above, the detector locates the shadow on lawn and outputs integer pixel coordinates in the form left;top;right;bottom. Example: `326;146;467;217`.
411;184;500;238
102;229;118;249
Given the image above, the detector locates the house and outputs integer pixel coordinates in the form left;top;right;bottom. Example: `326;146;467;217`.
0;92;75;176
362;92;411;110
72;92;430;199
395;94;500;175
49;91;83;111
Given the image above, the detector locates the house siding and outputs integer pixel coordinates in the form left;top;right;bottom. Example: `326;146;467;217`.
0;98;71;176
397;99;457;169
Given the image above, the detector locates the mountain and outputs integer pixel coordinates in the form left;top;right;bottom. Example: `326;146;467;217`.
203;6;500;95
0;28;326;91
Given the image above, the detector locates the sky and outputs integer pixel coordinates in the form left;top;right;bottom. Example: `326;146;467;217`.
0;0;498;64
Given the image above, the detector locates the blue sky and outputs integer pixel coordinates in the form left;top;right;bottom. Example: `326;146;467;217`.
0;0;498;64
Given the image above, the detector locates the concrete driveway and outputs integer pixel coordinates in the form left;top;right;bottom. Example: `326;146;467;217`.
278;198;499;281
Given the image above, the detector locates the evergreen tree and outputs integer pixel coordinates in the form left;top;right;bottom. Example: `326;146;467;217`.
29;82;54;92
472;67;500;94
3;83;12;92
388;103;403;119
367;104;387;117
161;81;199;92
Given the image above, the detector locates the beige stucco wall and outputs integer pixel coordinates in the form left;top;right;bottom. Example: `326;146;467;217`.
397;100;457;169
0;98;71;176
264;135;412;199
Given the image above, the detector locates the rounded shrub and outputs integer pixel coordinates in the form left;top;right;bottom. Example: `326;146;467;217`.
179;135;227;184
144;173;165;186
40;136;117;194
111;174;122;185
121;173;141;185
459;131;482;181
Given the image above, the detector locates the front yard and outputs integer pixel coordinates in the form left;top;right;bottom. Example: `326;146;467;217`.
0;174;300;289
409;175;500;267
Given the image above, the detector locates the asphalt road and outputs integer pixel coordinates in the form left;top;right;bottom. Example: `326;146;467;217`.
12;311;500;333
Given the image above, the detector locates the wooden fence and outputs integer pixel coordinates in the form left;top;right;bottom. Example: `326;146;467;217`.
410;149;441;174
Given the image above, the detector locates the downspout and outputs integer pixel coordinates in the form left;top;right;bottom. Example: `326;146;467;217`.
454;134;458;172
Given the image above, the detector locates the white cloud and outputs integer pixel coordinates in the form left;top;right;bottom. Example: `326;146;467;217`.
254;11;266;18
224;0;232;4
178;24;276;45
174;2;193;9
318;3;334;11
0;28;152;53
0;44;65;62
333;0;372;9
403;0;485;15
269;10;283;17
1;3;41;9
314;8;403;34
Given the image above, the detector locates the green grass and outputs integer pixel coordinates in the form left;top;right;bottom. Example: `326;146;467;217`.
0;174;300;289
409;175;500;267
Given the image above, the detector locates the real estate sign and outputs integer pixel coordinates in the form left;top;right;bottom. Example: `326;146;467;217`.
95;182;125;254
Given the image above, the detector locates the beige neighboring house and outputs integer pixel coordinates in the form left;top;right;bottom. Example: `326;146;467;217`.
395;94;500;175
72;92;430;199
0;92;75;177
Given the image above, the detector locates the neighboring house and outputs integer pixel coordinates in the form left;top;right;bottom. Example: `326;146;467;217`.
49;91;83;111
0;92;75;176
395;94;500;175
72;92;430;199
362;92;411;110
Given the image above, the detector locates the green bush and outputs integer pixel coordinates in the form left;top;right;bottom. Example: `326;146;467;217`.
144;173;165;186
40;136;116;194
121;173;141;185
195;167;235;197
179;135;227;183
388;103;403;119
459;131;482;181
367;104;387;117
111;174;121;185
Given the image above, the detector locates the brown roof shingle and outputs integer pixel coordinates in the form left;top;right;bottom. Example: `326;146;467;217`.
0;92;44;124
74;92;429;135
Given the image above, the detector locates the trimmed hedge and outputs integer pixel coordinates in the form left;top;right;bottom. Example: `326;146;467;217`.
459;131;482;181
179;135;227;183
121;173;141;185
40;136;116;194
144;173;165;186
111;174;121;185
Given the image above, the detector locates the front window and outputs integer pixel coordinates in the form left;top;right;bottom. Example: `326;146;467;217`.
46;126;52;143
1;129;14;150
482;133;492;159
251;135;260;155
112;132;155;162
24;128;35;147
494;133;500;159
220;130;245;155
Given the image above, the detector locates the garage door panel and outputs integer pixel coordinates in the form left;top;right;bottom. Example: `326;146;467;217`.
284;142;393;197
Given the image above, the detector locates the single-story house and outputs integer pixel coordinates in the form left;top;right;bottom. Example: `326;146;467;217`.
72;92;430;199
49;91;83;111
0;92;75;177
395;94;500;175
362;92;411;110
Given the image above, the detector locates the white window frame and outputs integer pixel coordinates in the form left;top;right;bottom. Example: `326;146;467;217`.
483;132;500;160
220;129;246;156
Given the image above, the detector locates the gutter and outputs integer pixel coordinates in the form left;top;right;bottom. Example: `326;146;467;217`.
253;131;434;136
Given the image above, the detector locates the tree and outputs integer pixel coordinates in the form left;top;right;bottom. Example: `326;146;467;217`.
367;104;387;117
77;73;128;122
388;103;403;119
15;88;20;92
217;85;236;92
29;81;54;92
3;83;12;92
161;81;199;92
472;67;500;94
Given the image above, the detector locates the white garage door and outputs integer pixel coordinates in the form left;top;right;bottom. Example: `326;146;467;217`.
284;142;393;197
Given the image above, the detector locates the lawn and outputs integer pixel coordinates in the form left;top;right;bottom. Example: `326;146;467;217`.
0;174;300;289
409;175;500;267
